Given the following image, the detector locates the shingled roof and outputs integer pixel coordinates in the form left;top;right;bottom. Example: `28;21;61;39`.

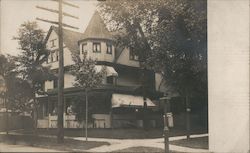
45;26;85;53
83;11;113;40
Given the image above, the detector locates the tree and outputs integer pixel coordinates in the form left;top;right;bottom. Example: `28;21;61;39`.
0;54;34;134
13;21;54;132
70;52;104;141
0;54;32;110
99;0;207;138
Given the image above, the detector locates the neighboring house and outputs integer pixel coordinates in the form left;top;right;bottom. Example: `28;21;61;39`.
37;11;164;129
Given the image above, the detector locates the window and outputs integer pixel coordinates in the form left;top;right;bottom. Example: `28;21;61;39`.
93;42;101;53
106;43;112;54
56;51;59;61
129;48;139;61
107;76;114;84
107;76;117;85
81;43;87;54
51;52;54;62
50;39;56;48
53;79;58;89
41;81;45;91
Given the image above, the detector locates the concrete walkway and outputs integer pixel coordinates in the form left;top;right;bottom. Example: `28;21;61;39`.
73;133;209;152
0;131;209;152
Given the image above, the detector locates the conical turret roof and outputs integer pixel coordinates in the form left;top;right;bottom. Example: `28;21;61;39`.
83;11;113;40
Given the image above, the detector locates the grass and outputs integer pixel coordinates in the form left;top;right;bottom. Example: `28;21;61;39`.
170;136;208;149
17;127;207;139
113;146;165;152
112;146;189;153
0;134;110;152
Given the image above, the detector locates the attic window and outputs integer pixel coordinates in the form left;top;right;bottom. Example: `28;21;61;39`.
93;42;101;53
129;48;139;61
50;39;56;48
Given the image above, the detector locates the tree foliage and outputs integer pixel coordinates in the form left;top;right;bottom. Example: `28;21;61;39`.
70;52;104;121
70;52;104;90
13;21;54;98
99;0;207;97
0;54;33;112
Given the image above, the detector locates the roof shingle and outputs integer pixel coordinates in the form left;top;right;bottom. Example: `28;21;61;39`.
83;11;113;40
46;26;85;53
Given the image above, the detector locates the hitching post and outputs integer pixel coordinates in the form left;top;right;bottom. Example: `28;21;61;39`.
160;94;171;153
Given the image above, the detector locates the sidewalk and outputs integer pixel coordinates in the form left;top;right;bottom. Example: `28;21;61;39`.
73;134;209;152
0;130;209;152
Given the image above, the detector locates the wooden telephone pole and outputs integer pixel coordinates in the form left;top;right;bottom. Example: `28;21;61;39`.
36;0;79;143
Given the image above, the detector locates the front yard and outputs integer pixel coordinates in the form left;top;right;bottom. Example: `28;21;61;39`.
0;134;109;152
17;127;207;139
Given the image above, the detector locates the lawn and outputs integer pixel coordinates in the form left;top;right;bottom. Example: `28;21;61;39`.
0;134;109;152
113;146;165;152
170;136;208;149
113;146;187;153
17;127;207;139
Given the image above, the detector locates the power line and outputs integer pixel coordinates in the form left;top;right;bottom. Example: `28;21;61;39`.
36;0;79;143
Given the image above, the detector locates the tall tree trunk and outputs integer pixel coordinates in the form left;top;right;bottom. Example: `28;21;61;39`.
85;89;88;141
186;95;191;139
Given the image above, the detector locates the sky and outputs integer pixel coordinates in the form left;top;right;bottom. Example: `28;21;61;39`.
0;0;98;56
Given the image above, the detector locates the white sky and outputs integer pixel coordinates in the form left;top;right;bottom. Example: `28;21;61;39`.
0;0;98;56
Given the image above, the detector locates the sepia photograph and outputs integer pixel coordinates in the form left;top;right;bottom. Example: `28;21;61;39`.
0;0;246;153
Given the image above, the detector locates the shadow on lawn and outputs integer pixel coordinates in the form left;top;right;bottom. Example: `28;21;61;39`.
17;128;207;139
0;134;110;152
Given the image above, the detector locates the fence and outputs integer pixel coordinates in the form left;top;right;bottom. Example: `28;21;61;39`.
0;113;33;132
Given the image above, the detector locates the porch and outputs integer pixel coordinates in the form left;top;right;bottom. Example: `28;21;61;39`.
37;113;111;129
36;86;161;129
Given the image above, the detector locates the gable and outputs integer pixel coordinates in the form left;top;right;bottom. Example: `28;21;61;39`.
44;26;85;54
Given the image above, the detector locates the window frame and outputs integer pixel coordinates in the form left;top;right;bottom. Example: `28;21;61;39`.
56;50;59;61
81;43;87;54
53;79;58;89
50;39;56;48
51;51;54;62
92;42;101;53
129;48;139;61
106;76;114;84
106;43;112;54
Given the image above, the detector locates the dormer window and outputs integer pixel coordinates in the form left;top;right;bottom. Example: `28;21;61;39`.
129;48;139;61
106;43;112;54
93;42;101;53
50;39;56;48
81;43;87;54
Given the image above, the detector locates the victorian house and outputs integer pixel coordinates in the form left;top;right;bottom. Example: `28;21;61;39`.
37;11;165;129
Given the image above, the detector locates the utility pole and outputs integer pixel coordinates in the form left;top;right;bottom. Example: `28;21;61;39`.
57;0;64;143
36;0;79;143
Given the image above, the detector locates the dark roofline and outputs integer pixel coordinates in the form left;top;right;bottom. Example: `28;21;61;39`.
44;26;85;53
44;26;55;44
78;37;113;45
